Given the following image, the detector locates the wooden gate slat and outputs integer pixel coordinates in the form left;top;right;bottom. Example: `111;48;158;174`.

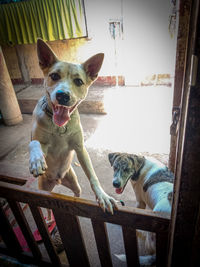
0;181;171;267
29;205;61;266
122;225;140;267
91;220;113;267
156;232;168;267
7;200;42;261
0;204;22;255
53;209;90;267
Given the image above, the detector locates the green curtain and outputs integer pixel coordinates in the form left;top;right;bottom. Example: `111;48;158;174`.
0;0;87;45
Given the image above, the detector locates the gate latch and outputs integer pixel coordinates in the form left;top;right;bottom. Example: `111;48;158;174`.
170;106;181;136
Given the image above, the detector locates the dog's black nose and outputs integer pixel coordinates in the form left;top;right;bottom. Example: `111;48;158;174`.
113;180;121;188
56;90;70;105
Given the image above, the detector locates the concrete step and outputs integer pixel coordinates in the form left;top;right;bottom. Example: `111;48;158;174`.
16;84;110;114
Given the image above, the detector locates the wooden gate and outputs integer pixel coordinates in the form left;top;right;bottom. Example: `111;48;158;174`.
0;176;170;267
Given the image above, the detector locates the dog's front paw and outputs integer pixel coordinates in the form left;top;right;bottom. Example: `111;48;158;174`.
29;153;47;177
29;148;47;177
96;191;118;214
29;140;47;177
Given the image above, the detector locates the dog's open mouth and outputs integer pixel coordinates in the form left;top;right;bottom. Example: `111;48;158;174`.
116;187;124;194
52;102;79;127
114;175;132;194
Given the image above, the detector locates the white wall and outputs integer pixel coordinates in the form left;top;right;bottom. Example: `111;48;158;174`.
80;0;122;76
82;0;177;83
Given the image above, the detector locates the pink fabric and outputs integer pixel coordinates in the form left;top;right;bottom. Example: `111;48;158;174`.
13;215;56;251
13;227;30;252
33;219;56;242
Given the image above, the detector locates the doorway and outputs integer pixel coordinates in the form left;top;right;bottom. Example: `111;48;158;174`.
85;0;178;157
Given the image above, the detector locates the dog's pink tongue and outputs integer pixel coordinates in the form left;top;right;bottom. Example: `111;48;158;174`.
116;188;123;194
53;106;70;127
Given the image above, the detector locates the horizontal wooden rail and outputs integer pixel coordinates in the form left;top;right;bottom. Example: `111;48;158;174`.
0;174;27;186
0;181;170;233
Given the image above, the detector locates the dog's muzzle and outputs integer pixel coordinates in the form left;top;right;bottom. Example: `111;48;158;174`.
56;90;70;106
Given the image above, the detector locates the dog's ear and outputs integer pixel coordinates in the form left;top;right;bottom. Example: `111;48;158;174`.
83;53;104;81
37;39;57;70
108;152;120;167
129;155;145;173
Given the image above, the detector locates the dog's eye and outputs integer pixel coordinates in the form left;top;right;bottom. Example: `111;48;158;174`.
74;78;84;86
50;73;61;81
113;166;118;172
124;168;129;173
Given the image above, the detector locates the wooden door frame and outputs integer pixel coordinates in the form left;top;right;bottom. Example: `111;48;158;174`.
168;0;200;266
169;0;193;171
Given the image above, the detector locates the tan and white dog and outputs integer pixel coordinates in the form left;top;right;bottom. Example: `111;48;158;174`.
109;152;174;265
29;39;117;216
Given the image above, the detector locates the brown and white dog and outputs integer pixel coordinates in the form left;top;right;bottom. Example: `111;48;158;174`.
108;152;173;213
109;152;174;265
29;39;117;217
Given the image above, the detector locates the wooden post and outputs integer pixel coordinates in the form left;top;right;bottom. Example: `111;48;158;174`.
0;46;23;125
168;1;200;266
168;0;192;172
15;45;31;84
